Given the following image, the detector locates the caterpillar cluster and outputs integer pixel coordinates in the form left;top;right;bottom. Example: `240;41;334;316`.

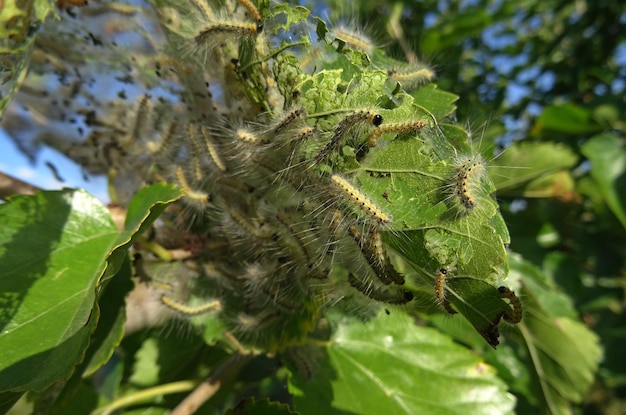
3;0;512;349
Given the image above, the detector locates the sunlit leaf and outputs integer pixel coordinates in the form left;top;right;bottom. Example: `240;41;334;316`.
289;311;515;415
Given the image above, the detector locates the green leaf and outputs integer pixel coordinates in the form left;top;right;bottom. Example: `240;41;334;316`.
0;190;118;392
581;133;626;229
271;4;310;35
225;397;296;415
0;391;24;414
490;142;578;194
103;183;183;284
288;312;515;415
355;128;510;346
0;184;182;393
510;255;602;415
535;104;602;135
410;84;458;121
83;257;134;376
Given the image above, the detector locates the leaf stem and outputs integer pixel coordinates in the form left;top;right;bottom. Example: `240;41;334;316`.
93;380;198;415
136;236;174;262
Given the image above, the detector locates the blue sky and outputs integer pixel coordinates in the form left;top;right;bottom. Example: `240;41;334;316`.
0;128;109;202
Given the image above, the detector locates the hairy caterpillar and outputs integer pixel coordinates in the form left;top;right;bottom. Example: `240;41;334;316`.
174;166;212;207
329;25;375;55
314;110;382;163
348;225;404;285
449;155;487;215
235;0;262;23
161;295;222;316
367;119;426;147
195;21;262;45
348;273;413;305
498;286;522;324
199;125;228;172
387;65;436;90
330;174;391;225
434;269;457;315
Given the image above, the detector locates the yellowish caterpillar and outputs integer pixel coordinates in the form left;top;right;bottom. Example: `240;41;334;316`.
265;107;306;135
200;125;227;172
132;94;152;140
387;65;436;90
195;21;262;46
161;295;222;316
275;211;315;267
314;110;383;163
191;19;262;62
235;0;262;23
174;166;211;205
498;286;523;324
330;25;375;54
452;155;486;213
367;119;426;147
330;174;391;225
187;123;205;181
434;269;457;315
188;0;213;21
235;127;260;145
348;273;413;305
348;225;404;285
150;121;180;162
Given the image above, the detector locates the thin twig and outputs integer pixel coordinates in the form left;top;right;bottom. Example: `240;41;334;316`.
171;353;255;415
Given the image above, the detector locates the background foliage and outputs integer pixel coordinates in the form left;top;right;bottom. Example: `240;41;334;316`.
1;0;625;414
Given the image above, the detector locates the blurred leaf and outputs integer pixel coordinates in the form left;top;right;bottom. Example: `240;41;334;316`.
129;338;160;387
511;255;602;415
422;7;494;54
535;104;602;135
581;133;626;229
0;391;24;414
491;142;578;194
523;171;575;199
289;311;515;415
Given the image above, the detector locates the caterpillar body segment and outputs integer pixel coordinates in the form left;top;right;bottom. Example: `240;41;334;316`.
329;174;391;226
313;110;383;163
498;286;522;324
434;268;457;315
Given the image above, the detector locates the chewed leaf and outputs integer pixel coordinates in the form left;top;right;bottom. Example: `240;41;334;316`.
288;311;515;415
352;121;509;345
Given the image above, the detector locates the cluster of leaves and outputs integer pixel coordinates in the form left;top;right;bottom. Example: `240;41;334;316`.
0;0;617;414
